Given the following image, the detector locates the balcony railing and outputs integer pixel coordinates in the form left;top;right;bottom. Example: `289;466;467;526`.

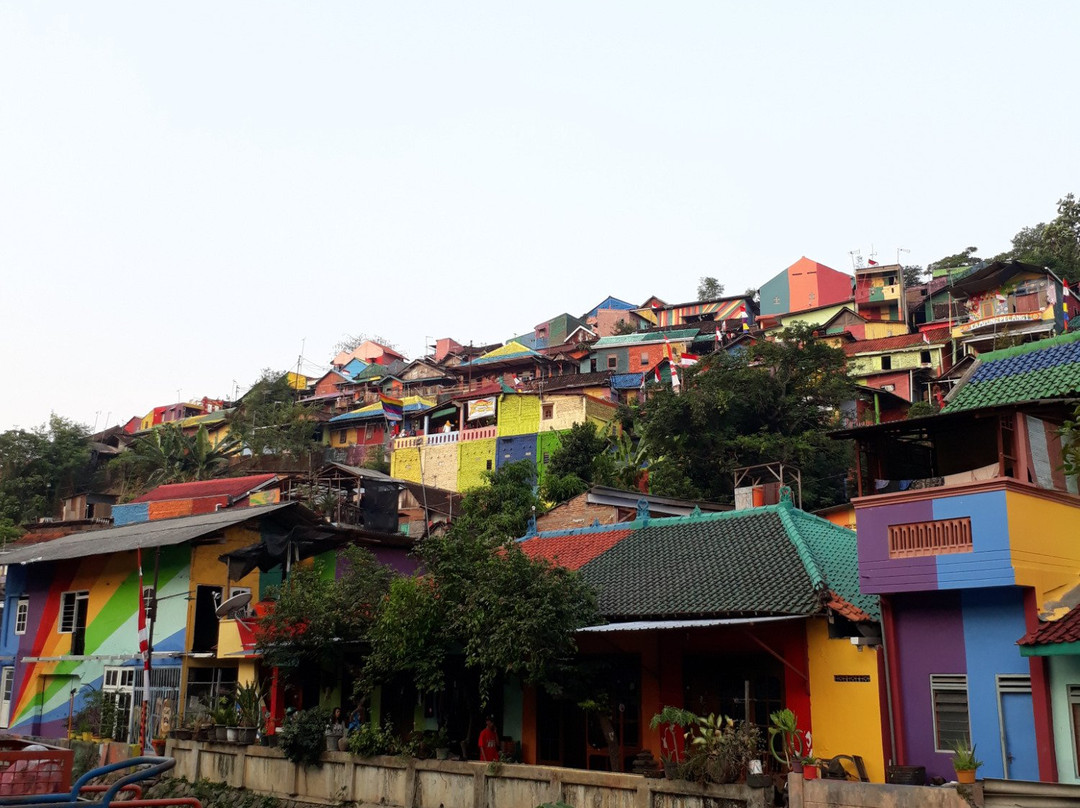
392;425;497;451
888;517;972;558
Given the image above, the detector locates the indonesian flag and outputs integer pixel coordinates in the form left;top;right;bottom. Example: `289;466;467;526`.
653;365;662;384
868;259;879;266
512;374;522;387
669;361;680;391
680;353;700;367
922;331;930;344
137;548;151;751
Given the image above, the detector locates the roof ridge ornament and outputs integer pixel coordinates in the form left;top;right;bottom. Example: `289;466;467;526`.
636;498;650;523
778;485;794;507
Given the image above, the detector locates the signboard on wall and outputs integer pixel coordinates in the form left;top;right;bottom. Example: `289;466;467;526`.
468;397;496;420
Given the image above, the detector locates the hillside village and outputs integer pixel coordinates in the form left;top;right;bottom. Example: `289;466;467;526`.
2;250;1080;796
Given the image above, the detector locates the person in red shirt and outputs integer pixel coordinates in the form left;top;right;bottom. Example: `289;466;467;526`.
478;715;499;762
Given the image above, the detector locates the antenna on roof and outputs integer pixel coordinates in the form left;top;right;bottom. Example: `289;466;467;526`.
849;250;864;270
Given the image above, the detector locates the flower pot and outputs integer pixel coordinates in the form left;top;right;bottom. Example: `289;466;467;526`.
436;747;450;761
226;726;240;743
803;765;818;780
194;727;209;742
151;739;166;756
215;725;229;742
955;768;976;785
663;760;680;779
171;728;193;741
238;726;257;745
326;732;343;752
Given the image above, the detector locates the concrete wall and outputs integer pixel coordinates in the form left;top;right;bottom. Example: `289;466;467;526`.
790;774;971;808
166;739;770;808
418;443;459;491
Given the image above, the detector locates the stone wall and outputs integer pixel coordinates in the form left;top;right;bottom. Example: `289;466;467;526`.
166;740;770;808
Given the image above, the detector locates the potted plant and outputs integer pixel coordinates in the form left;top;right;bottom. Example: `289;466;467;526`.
212;700;235;742
951;742;983;785
767;708;805;772
649;706;696;778
680;712;761;785
801;755;820;780
433;726;451;760
235;681;263;744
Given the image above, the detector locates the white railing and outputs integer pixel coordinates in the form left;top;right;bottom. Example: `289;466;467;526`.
392;426;497;451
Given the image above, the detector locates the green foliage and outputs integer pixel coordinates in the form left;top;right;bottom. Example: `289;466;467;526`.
360;445;390;474
278;706;331;767
679;713;760;785
610;318;640;336
902;265;926;288
950;741;983;772
0;415;91;538
995;193;1080;279
230;369;320;456
1063;404;1080;479
906;400;939;419
697;276;724;300
257;545;392;669
346;720;397;757
767;708;803;767
365;461;599;707
929;246;982;272
236;680;264;727
541;422;608;502
636;324;855;508
116;423;240;493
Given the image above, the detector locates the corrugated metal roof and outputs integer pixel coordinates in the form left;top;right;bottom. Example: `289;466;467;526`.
578;616;802;633
592;328;700;348
0;503;295;565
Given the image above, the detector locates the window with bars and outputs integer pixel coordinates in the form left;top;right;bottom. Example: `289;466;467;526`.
59;591;89;634
14;599;28;635
931;674;970;751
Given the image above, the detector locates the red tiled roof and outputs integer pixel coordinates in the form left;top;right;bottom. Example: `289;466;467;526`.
842;326;951;356
827;594;874;623
519;528;634;571
1018;607;1080;647
131;474;278;504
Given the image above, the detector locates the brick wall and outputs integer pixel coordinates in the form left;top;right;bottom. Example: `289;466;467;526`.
419;444;459;491
535;492;621;532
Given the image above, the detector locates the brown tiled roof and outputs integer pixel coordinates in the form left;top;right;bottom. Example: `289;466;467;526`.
1018;607;1080;647
842;326;951;356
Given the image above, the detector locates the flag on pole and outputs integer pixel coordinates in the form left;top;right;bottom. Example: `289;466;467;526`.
669;361;680;392
922;331;930;345
868;259;879;266
680;353;700;367
379;394;404;422
653;365;661;384
137;548;151;752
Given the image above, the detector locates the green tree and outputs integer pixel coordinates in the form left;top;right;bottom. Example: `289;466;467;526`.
610;317;640;336
1063;404;1080;480
996;193;1080;279
115;423;240;492
365;461;599;705
635;324;855;508
230;370;320;456
0;415;91;540
697;277;724;300
928;247;981;273
902;265;926;288
541;422;608;502
257;544;392;670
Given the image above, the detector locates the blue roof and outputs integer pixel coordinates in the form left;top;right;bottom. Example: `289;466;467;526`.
582;295;637;319
611;373;644;390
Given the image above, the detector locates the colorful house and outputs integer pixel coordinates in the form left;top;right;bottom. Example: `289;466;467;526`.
0;502;317;740
843;326;953;403
583;329;699;375
758;257;853;318
516;494;887;779
854;262;907;324
837;332;1080;783
632;295;757;330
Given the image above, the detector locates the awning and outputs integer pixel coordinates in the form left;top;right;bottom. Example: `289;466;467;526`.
428;405;457;420
577;616;802;633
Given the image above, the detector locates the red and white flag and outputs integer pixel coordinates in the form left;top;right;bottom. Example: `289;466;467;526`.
680;353;700;367
137;548;152;752
653;365;662;384
868;259;878;266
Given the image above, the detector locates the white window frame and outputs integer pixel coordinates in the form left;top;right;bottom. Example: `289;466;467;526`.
1069;685;1080;777
0;668;13;729
58;591;89;634
930;674;970;752
14;599;28;636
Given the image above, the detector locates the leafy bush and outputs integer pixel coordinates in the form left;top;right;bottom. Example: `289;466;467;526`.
278;707;330;767
346;721;397;758
679;713;760;785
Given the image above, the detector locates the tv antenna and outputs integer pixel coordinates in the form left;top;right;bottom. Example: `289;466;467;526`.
849;250;864;270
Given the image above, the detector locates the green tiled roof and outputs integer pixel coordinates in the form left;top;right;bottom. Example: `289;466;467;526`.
943;331;1080;413
522;499;877;621
592;328;700;348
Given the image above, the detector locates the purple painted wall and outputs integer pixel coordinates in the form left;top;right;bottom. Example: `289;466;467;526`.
891;590;967;779
857;499;937;594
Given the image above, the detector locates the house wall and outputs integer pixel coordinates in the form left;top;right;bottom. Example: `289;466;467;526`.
3;544;191;737
536;432;564;487
855;488;1014;595
888;588;1033;782
496;434;536;471
391;448;422;484
1049;655;1080;783
458;439;496;492
1006;489;1080;604
863;321;912;339
804;620;886;783
418;444;459;491
498;395;541;437
544;397;586;432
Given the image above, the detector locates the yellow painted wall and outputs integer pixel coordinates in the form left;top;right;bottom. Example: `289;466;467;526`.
544;395;586;432
863;321;911;339
806;619;886;783
1007;489;1080;608
585;396;617;425
497;394;541;437
849;346;943;376
391;447;422;483
458;438;496;492
774;304;853;331
418;444;459;491
185;525;262;652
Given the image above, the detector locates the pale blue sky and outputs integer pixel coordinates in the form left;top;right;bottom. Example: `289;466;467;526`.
2;2;1077;430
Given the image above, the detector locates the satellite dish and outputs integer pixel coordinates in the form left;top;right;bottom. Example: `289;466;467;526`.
215;591;252;619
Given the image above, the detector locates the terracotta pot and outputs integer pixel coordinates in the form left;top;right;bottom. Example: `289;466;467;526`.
803;765;818;780
151;739;166;756
955;768;976;785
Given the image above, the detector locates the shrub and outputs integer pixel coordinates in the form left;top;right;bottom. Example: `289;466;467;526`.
346;721;397;758
278;707;330;767
680;713;760;785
